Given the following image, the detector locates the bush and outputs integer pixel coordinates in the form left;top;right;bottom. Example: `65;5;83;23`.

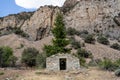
0;72;4;75
77;48;92;58
84;34;95;44
79;57;86;66
21;47;39;67
67;27;78;35
79;30;89;35
115;59;120;65
97;36;109;45
70;37;81;49
110;43;120;51
8;56;18;67
67;27;79;35
0;46;16;67
115;69;120;77
99;58;119;71
12;27;29;38
88;59;102;67
36;53;46;69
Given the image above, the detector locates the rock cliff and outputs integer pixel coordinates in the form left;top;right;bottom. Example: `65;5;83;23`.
64;0;120;39
21;6;61;41
0;0;120;40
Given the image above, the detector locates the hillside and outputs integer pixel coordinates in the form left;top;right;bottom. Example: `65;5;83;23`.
0;0;120;80
0;0;119;62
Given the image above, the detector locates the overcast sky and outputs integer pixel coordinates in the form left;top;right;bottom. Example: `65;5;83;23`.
0;0;66;17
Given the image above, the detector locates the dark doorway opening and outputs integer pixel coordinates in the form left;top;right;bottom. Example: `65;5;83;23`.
59;58;66;70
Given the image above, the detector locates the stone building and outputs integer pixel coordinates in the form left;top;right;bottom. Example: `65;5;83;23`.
46;53;80;71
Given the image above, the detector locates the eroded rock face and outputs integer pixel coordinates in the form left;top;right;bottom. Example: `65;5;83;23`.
62;0;78;13
64;0;120;39
0;0;120;40
0;12;34;29
21;6;61;41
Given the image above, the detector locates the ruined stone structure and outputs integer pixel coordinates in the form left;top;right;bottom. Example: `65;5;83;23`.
46;53;80;71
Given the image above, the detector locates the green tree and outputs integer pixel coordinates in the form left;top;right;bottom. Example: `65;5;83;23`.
21;47;39;67
44;13;70;57
0;46;15;67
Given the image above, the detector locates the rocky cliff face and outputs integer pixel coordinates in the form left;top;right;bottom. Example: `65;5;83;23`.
21;6;61;41
62;0;79;13
64;0;120;39
0;0;120;40
0;6;61;41
0;12;34;29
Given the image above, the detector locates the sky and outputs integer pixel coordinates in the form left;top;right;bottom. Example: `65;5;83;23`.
0;0;66;17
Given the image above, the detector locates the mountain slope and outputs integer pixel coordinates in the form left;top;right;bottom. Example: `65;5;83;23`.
64;0;120;39
0;0;119;61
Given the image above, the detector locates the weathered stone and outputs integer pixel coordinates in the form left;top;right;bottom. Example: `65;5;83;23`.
46;53;80;71
21;6;61;41
64;0;120;39
0;12;34;29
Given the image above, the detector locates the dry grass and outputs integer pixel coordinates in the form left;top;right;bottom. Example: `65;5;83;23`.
0;67;119;80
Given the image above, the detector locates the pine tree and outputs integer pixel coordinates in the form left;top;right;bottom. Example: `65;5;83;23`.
44;13;70;57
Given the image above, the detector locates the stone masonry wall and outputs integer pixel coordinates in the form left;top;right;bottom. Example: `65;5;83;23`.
46;53;80;71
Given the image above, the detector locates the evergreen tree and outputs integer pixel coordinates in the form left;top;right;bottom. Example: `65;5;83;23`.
44;13;70;57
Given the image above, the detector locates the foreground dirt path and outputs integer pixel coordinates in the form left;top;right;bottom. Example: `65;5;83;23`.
0;67;120;80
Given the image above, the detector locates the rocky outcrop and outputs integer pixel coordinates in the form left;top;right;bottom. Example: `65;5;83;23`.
0;0;120;41
114;14;120;26
21;6;61;41
0;6;60;41
64;0;120;39
62;0;78;13
0;12;34;29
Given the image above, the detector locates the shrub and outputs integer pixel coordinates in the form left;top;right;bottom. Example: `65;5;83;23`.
79;57;86;66
67;27;78;35
115;59;120;65
8;55;18;67
21;47;39;67
0;72;4;75
88;59;102;67
77;48;92;58
97;36;109;45
36;53;46;69
115;69;120;77
99;58;118;71
79;30;89;35
84;34;95;44
110;43;120;51
12;27;29;38
70;37;81;49
0;46;16;67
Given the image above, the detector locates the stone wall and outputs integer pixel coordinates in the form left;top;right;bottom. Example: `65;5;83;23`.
46;53;80;71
